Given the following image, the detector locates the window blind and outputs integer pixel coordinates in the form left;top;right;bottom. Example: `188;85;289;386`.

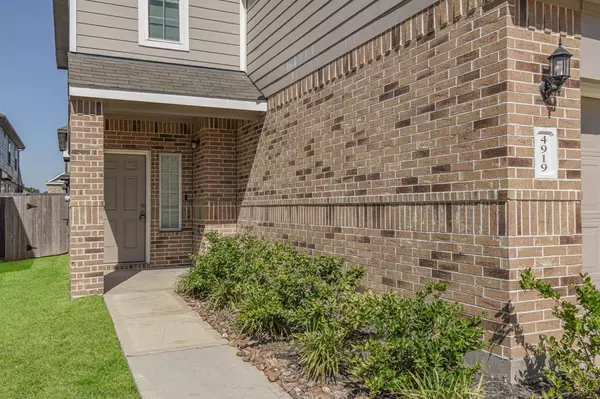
159;153;181;230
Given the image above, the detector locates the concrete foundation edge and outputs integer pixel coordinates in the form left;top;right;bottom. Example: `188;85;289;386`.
466;351;546;384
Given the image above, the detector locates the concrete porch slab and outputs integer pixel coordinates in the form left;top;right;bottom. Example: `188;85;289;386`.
106;269;187;295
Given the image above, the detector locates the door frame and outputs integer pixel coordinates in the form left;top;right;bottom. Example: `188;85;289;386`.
104;149;151;264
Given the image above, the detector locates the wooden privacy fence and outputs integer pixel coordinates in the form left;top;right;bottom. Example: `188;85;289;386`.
0;194;69;261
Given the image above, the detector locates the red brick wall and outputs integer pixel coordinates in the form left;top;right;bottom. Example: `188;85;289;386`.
236;0;582;373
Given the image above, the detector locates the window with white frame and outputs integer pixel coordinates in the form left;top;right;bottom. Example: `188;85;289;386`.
139;0;189;51
159;153;182;231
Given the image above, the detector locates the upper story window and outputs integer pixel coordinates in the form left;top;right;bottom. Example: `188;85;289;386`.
150;0;180;42
139;0;189;52
7;141;12;167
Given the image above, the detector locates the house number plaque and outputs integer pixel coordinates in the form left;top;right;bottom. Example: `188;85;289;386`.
534;127;558;179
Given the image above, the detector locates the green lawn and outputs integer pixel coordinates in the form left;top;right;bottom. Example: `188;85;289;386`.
0;255;138;398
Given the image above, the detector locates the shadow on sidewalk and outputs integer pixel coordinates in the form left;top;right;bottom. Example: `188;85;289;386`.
104;270;141;294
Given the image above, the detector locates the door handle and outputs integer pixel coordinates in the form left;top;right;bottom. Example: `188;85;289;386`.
139;204;146;221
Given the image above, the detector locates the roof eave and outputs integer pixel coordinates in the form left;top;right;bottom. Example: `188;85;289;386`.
0;115;25;150
69;86;268;113
53;0;69;70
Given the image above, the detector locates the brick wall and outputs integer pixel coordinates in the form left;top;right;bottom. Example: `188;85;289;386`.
236;0;582;379
192;118;245;252
47;185;64;194
104;118;194;269
69;99;105;297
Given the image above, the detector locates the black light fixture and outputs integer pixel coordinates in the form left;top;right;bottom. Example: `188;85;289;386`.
191;138;200;149
57;126;68;152
540;38;573;100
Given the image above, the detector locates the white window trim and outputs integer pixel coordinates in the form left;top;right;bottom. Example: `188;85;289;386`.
239;0;247;71
159;153;183;232
69;0;77;52
138;0;190;52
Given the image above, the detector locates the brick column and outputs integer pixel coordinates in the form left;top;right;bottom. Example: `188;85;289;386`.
192;119;240;252
498;3;582;378
69;99;105;298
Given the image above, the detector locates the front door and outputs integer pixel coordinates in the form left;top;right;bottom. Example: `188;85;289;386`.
104;154;146;264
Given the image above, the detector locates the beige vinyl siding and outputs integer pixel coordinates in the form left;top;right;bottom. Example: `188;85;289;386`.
76;0;240;70
246;0;437;96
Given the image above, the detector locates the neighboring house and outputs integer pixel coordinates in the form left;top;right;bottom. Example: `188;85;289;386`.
0;113;25;193
46;172;69;194
53;0;600;381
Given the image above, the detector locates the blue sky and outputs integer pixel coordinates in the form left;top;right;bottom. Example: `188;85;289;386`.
0;1;68;191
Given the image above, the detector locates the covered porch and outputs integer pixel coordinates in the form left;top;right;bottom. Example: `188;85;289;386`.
66;54;265;297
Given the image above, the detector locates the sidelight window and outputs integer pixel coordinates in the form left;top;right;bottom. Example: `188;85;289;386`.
159;153;182;231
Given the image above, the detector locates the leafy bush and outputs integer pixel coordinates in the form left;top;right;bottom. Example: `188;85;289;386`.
179;233;487;398
178;232;364;338
520;269;600;398
344;284;486;396
235;287;292;338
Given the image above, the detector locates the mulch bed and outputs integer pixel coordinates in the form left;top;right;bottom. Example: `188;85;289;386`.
185;297;543;399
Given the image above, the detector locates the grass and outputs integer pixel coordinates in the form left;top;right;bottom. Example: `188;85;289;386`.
0;255;138;398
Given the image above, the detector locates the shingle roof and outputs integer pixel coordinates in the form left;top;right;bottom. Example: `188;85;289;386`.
68;53;264;102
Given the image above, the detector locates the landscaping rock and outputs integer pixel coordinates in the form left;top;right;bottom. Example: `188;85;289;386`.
267;370;281;382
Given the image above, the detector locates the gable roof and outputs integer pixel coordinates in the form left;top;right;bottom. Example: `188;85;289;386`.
47;172;68;185
0;114;25;149
68;53;264;102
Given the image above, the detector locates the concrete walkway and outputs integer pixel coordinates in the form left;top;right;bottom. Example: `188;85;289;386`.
104;269;289;399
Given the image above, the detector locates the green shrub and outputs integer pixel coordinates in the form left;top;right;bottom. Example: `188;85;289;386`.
235;287;292;338
178;232;364;338
520;269;600;398
295;322;346;383
178;233;486;396
177;232;248;305
345;284;486;396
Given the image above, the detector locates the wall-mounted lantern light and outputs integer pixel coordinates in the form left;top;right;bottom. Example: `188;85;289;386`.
540;38;573;100
57;126;68;152
191;138;200;149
